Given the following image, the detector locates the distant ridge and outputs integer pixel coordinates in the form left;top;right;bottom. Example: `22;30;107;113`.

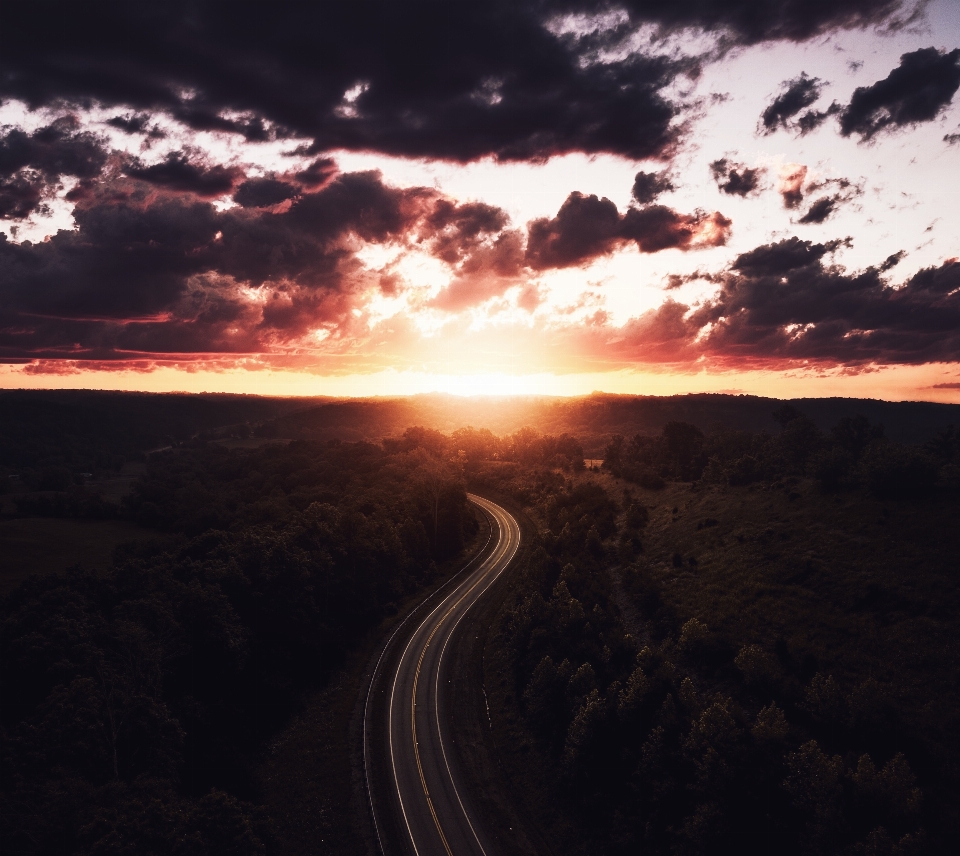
266;392;960;452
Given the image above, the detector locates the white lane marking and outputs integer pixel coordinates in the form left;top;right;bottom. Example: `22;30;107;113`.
367;504;493;855
386;495;510;856
433;499;520;856
387;496;518;855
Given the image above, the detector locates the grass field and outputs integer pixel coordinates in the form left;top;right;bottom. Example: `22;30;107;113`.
0;517;156;595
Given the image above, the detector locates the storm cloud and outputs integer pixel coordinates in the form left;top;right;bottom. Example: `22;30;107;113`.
0;1;917;163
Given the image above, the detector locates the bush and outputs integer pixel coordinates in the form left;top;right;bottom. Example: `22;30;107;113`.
859;443;938;499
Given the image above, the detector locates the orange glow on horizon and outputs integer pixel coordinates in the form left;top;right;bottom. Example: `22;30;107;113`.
2;363;958;404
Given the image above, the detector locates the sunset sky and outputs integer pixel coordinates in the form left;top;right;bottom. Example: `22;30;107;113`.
1;0;959;400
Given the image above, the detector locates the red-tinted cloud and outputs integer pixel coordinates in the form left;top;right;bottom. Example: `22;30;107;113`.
0;165;533;360
526;192;731;269
778;164;808;209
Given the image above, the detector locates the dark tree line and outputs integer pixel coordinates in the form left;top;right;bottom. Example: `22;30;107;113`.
1;438;475;855
0;390;304;491
492;472;932;855
604;407;959;499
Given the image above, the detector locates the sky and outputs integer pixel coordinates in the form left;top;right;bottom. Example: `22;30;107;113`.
1;0;959;401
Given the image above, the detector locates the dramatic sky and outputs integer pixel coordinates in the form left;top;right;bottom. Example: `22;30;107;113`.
2;0;960;400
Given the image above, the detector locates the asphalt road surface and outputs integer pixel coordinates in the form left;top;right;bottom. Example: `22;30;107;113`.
366;493;521;856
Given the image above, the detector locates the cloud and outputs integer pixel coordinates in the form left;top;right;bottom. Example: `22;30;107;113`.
0;117;110;218
295;158;338;188
759;73;841;135
690;239;960;366
878;250;905;272
840;47;960;140
526;192;730;269
233;177;300;208
123;151;241;197
550;237;960;371
107;112;165;138
631;170;675;204
0;167;527;361
638;0;916;46
0;174;47;220
760;74;822;132
710;158;764;196
0;2;917;163
797;196;839;224
778;163;808;209
795;176;862;223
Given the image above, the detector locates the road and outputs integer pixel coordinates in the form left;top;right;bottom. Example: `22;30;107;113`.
365;493;521;856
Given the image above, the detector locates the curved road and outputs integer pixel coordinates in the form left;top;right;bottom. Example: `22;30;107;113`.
366;494;521;856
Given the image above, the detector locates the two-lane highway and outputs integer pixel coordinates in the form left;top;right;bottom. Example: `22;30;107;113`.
365;494;521;856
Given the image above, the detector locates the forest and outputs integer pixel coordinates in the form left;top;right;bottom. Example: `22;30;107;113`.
480;408;960;856
1;436;476;854
2;390;959;855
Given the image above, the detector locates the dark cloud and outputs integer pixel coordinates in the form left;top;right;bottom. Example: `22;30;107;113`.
0;117;109;181
796;103;842;135
632;170;675;204
525;192;730;269
796;177;861;223
879;250;905;272
295;158;338;188
0;117;110;219
691;239;960;366
0;168;522;360
840;47;960;140
422;199;526;311
233;177;299;208
0;1;915;163
760;74;823;133
621;205;732;253
123;151;241;197
427;231;526;312
797;196;839;224
0;174;47;220
944;132;960;146
107;112;165;138
598;237;960;368
631;0;914;46
759;74;842;136
732;236;841;275
526;193;622;268
710;158;764;196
